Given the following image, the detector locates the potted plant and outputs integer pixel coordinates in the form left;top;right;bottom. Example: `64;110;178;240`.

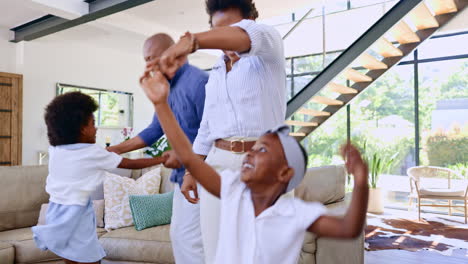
362;142;398;214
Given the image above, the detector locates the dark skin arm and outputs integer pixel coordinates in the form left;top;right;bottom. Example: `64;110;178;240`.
107;136;146;154
158;27;251;78
117;156;167;170
140;70;222;197
308;144;369;239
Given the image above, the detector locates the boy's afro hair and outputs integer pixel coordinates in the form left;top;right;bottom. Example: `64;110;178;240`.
44;92;98;146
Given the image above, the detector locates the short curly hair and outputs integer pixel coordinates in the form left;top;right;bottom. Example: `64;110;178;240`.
45;92;98;146
205;0;259;25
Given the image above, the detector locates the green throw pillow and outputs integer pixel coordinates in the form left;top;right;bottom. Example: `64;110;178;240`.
129;192;174;231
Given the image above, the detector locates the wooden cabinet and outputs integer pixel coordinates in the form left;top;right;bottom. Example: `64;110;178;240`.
0;72;22;166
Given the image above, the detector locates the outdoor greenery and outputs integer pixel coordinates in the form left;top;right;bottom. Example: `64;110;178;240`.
289;54;467;177
425;125;468;167
447;163;468;180
57;85;132;128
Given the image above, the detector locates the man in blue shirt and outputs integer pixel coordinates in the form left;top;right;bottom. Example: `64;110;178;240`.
108;33;208;263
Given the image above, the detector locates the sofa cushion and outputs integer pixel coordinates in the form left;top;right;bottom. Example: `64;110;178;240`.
419;188;465;197
0;227;60;263
295;165;346;205
0;227;108;264
129;192;174;231
132;165;174;194
0;165;49;232
104;168;162;231
0;241;14;264
100;225;174;263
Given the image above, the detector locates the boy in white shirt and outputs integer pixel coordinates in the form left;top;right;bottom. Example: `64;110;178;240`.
140;70;369;264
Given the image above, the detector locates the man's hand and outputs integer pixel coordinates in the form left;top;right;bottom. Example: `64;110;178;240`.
106;146;121;154
158;37;191;79
341;143;368;186
140;69;170;106
181;172;199;204
162;150;181;169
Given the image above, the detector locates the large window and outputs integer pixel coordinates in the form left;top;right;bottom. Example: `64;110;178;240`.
350;65;416;208
57;83;134;128
292;31;468;214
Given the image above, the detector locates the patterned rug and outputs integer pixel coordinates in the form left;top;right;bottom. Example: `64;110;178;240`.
365;214;468;255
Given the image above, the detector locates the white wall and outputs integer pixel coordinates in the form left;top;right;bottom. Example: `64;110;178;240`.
0;27;155;165
0;27;18;74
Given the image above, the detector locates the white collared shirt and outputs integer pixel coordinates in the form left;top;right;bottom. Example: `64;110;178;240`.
215;170;326;264
193;19;287;155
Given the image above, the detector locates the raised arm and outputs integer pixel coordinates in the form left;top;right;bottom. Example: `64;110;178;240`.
308;143;369;239
140;70;221;197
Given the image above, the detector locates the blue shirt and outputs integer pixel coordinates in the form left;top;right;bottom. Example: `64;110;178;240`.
138;63;208;186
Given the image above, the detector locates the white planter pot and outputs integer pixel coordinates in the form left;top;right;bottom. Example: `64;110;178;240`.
368;188;384;214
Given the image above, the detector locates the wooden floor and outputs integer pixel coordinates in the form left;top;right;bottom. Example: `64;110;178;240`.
365;209;467;263
365;249;467;264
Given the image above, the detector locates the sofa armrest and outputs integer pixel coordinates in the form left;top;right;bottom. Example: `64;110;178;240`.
315;232;364;264
299;199;364;264
0;241;14;264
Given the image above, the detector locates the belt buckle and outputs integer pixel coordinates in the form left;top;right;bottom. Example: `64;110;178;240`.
230;140;245;154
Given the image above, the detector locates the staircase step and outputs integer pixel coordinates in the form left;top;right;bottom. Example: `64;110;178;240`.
426;0;458;15
311;96;344;106
290;132;306;137
389;21;421;44
373;38;403;57
408;3;439;30
357;53;388;70
344;69;373;83
297;108;331;117
285;120;318;127
328;83;358;94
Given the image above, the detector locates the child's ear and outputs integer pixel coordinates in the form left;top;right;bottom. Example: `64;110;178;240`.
278;166;294;184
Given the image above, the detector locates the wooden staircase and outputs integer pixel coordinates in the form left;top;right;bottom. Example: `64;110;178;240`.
286;0;467;139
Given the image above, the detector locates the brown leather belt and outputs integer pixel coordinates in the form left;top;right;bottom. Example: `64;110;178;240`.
215;139;256;154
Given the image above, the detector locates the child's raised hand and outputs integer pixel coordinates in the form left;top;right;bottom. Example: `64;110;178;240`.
139;67;169;106
340;143;368;186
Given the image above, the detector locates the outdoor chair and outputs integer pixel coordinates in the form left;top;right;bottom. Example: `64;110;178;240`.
407;166;468;223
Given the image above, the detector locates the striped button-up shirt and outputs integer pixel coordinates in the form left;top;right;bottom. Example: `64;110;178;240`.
193;19;287;155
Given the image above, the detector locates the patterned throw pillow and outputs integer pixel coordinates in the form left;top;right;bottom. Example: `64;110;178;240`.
129;192;174;231
104;167;161;231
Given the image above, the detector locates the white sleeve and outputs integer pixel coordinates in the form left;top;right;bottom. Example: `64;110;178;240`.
231;19;284;62
192;106;212;155
220;169;244;199
294;199;327;230
91;145;123;170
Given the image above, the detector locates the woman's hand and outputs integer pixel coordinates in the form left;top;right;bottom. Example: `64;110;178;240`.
181;172;199;204
139;69;170;106
158;35;192;78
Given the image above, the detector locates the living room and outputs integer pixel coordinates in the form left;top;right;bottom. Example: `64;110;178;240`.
0;0;467;263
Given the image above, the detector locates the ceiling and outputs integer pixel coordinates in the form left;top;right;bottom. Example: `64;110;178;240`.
0;0;48;28
0;0;317;67
1;0;466;67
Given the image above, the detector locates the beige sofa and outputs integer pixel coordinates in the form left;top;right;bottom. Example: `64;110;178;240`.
0;164;363;264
